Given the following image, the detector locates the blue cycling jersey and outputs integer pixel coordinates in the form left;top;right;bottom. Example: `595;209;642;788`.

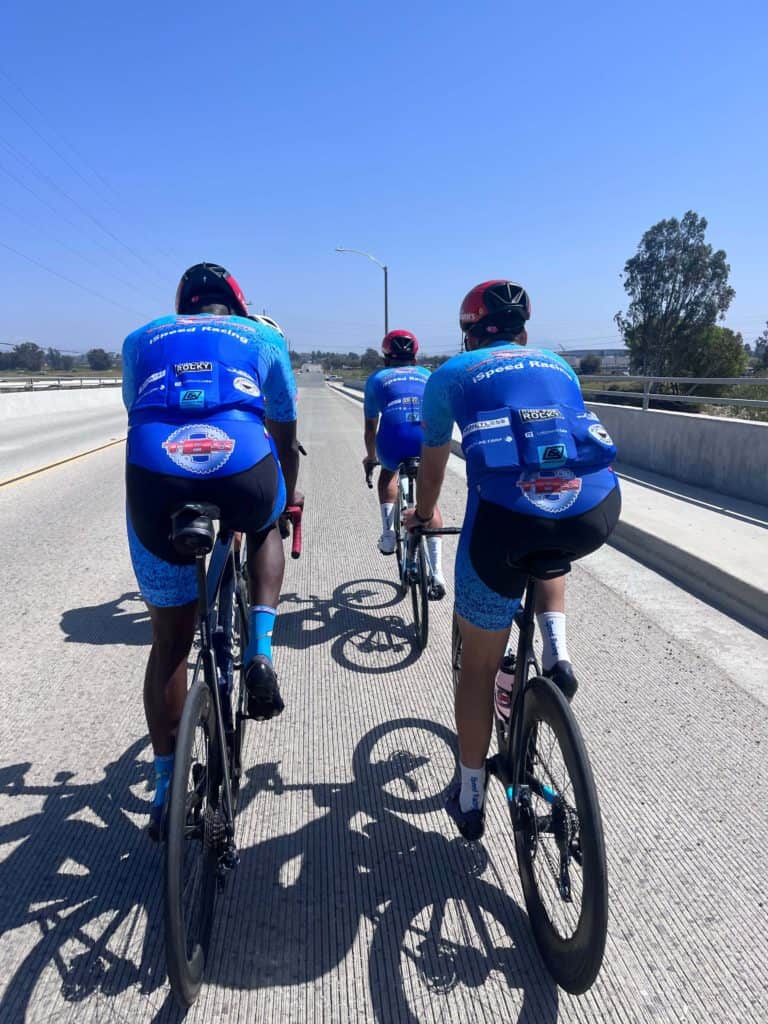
422;344;618;517
122;314;297;477
363;365;431;423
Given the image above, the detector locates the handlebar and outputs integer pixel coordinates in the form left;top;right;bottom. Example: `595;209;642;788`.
285;505;303;558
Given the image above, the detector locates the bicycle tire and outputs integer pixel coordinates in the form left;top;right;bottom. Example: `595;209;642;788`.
451;611;461;698
512;675;608;994
411;537;429;650
165;675;222;1007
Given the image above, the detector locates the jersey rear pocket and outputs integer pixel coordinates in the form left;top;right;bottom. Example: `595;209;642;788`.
462;409;521;474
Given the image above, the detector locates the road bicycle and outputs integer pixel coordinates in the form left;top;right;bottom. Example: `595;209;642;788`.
450;564;608;994
163;500;302;1007
366;457;460;651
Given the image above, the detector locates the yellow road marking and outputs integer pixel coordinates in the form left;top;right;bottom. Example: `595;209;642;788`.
0;437;126;488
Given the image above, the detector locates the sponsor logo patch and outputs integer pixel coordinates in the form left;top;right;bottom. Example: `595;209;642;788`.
173;361;213;374
463;416;509;435
516;469;582;513
538;443;567;466
519;408;559;422
588;423;613;446
180;389;205;408
138;369;165;395
233;376;261;396
161;424;235;474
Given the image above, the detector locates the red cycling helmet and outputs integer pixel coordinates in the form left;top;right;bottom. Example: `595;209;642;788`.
382;329;419;359
175;262;249;317
459;280;532;337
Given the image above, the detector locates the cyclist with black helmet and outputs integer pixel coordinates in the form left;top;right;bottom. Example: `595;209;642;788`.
122;262;302;839
363;329;446;599
405;281;621;840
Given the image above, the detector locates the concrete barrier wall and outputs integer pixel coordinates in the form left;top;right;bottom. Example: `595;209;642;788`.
586;403;768;505
0;388;124;423
337;381;767;506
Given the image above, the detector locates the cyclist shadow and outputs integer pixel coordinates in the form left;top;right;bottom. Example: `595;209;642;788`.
207;717;558;1022
59;590;151;646
275;578;422;674
0;739;171;1020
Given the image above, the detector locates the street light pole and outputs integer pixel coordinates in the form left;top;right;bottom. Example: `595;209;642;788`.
335;247;389;337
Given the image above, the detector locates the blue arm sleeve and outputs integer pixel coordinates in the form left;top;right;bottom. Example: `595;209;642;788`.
363;373;380;419
262;334;298;422
421;365;455;446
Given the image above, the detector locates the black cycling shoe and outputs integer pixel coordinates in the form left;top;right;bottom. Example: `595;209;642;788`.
428;579;446;601
245;655;285;720
445;780;485;842
543;660;579;701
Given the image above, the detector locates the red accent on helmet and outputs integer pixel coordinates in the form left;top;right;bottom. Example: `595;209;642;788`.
175;262;249;318
459;280;532;333
381;330;419;358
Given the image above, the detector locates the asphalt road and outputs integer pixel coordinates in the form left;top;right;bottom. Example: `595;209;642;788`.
0;385;765;1023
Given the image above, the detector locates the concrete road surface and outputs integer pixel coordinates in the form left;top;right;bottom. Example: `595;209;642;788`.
0;385;765;1023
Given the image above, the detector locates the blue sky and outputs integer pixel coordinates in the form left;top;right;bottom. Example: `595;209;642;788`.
1;0;766;355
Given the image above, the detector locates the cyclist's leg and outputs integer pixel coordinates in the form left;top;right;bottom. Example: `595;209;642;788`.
126;511;198;834
376;468;399;554
425;504;446;598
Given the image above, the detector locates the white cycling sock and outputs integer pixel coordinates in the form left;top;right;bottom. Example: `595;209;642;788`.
426;536;443;578
537;612;569;671
380;503;394;533
459;762;486;813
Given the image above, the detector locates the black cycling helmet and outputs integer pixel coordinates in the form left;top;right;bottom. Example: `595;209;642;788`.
460;280;532;341
175;262;249;317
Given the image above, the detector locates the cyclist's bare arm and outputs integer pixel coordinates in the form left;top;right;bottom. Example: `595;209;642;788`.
364;415;378;465
414;442;450;519
267;418;301;504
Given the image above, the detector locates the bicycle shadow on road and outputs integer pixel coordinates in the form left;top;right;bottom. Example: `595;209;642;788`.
205;717;558;1023
274;578;423;674
59;591;151;646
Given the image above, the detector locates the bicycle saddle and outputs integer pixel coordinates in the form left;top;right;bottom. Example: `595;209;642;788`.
170;503;221;556
399;458;421;478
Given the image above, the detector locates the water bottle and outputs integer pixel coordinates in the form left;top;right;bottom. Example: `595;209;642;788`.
494;652;516;723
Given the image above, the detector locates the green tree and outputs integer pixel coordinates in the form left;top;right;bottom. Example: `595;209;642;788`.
60;355;75;371
360;347;380;370
678;326;747;378
615;211;735;376
86;348;113;371
13;342;44;371
579;353;602;375
753;322;768;369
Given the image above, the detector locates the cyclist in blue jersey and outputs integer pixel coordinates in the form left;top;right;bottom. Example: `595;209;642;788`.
405;280;620;841
122;262;302;839
363;330;446;599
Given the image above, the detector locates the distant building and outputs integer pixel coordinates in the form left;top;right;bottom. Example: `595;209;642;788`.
556;348;630;373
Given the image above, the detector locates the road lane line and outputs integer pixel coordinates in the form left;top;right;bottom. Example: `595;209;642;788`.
0;436;126;488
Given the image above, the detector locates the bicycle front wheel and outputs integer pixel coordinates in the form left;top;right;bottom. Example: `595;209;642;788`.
411;537;429;651
393;498;406;597
512;676;608;994
165;675;222;1007
451;610;461;697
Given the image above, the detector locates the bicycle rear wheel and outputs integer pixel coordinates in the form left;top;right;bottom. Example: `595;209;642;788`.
512;676;608;994
411;537;429;650
230;546;250;813
165;675;223;1007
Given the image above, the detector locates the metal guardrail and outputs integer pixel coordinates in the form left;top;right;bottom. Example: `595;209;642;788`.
580;375;768;411
0;376;123;393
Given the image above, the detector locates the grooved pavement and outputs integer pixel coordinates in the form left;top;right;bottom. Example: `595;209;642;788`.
0;385;765;1023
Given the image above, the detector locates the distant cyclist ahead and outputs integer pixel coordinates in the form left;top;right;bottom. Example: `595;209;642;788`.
363;330;446;599
122;262;301;838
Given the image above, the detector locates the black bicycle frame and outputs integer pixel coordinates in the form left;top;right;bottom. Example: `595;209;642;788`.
193;532;238;847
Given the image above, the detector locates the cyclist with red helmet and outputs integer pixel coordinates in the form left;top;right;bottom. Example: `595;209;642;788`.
363;330;446;598
122;262;302;839
406;281;620;841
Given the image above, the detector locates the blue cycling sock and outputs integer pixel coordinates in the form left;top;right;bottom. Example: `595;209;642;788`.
246;605;277;663
152;754;174;808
